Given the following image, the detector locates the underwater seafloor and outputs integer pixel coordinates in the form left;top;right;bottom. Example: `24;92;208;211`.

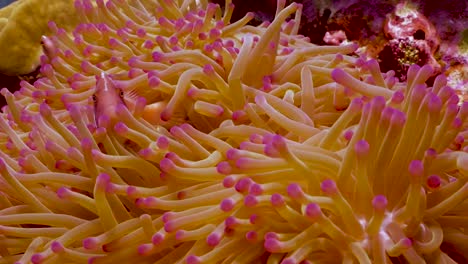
0;0;467;264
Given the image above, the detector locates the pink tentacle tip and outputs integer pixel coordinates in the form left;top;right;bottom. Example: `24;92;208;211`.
235;157;252;169
264;143;280;157
390;110;406;127
170;126;184;137
168;36;179;46
262;133;275;144
320;179;338;196
203;64;215;75
152;232;165;245
235;177;253;193
287;183;304;199
179;123;193;131
451;117;462;129
224;216;237;228
254;94;267;106
127;57;139;68
32;90;45;100
124;186;139;199
143;40;155;49
161;212;174;223
220;198;236;212
160;158;175;173
410;84;427;103
144;196;158;207
330;68;346;82
372;195;388;211
187;87;198;98
400;237;413;248
408;64;421;74
362;102;371;116
305;203;322;220
139;148;154;159
209;28;221;40
245;230;258;243
238;141;251;150
44;140;55;152
83;237;99;250
51;241;65;253
96;173;111;189
343;129;354;141
31;254;45;264
271;135;287;152
40;64;54;76
47;20;58;31
391;90;404;104
244;194;258;207
206;232;221;247
56;187;70;199
249;183;263;195
175;230;187;241
264;232;279;240
349;97;364;112
186;255;201;264
222;175;236;188
81;137;93;150
371;96;386;109
163;221;176;233
381;107;394;120
156;136;170;149
152;51;164;62
39;102;52;117
138;243;153;256
232;110;247;122
66;103;80;117
226;148;240;160
270;193;285;207
212;40;223;51
354;139;370;157
164;151;179;160
114;122;129;135
264;238;282;253
217;161;232;175
249;214;259;224
137;28;147;38
408;160;424;178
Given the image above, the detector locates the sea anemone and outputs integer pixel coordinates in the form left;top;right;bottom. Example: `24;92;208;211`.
0;0;467;263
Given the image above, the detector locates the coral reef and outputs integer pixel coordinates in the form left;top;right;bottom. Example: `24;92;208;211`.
0;0;467;263
209;0;467;100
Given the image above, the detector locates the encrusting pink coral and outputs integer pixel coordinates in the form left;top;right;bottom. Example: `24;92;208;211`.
0;0;467;263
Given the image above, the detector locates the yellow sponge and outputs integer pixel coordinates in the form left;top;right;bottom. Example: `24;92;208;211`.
0;0;78;75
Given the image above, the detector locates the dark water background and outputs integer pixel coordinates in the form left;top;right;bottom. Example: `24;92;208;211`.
0;0;14;8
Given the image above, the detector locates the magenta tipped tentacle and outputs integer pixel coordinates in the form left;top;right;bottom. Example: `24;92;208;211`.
0;0;465;263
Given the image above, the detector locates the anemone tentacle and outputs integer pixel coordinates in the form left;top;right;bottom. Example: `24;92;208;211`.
0;0;467;264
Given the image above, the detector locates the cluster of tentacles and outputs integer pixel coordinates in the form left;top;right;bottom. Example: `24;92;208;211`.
0;0;467;263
